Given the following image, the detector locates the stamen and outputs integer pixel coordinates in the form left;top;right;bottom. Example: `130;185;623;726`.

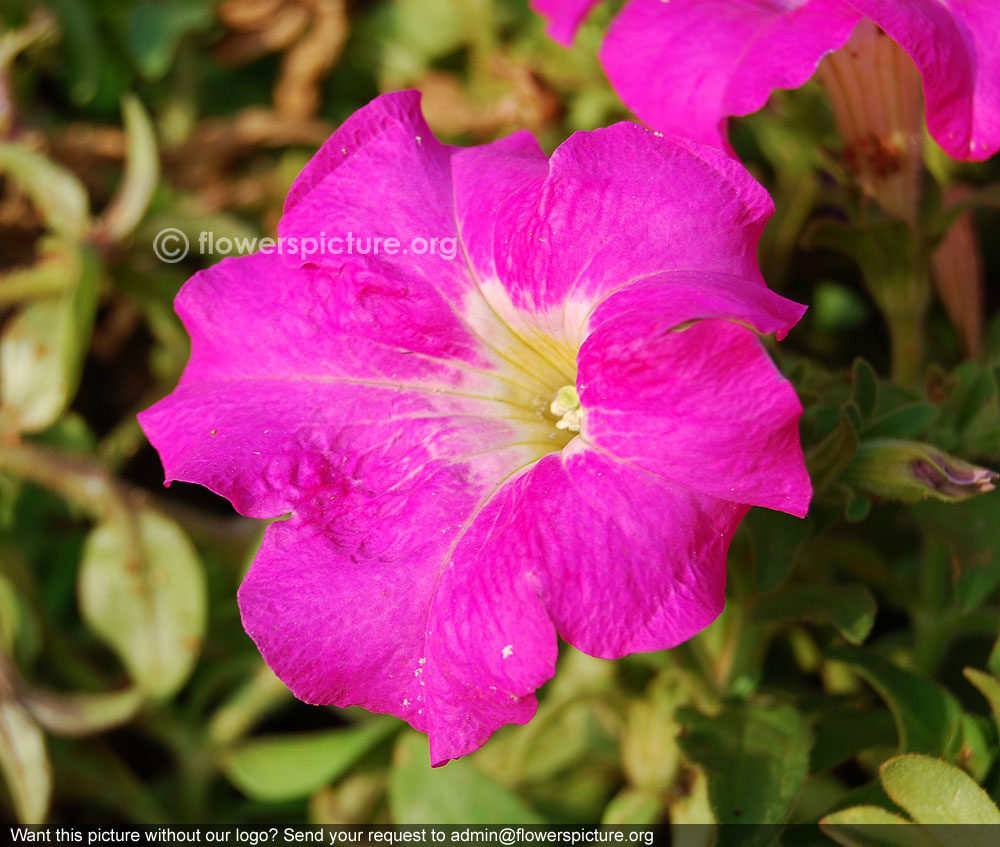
550;385;583;432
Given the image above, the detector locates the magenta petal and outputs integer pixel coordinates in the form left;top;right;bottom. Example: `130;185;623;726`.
284;90;432;215
138;249;557;518
139;379;545;519
278;90;473;312
489;123;775;316
851;0;1000;161
237;435;558;764
141;92;811;763
167;252;490;384
530;0;604;45
451;131;549;284
585;270;808;342
509;446;744;659
579;318;811;517
240;442;743;765
424;446;743;761
237;450;552;766
600;0;860;148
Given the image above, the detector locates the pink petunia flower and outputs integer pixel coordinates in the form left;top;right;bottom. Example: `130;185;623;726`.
533;0;1000;163
139;91;810;764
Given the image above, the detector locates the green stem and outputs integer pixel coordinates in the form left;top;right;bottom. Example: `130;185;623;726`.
870;256;930;389
0;262;77;303
911;610;954;676
0;439;135;524
763;174;819;288
884;297;927;389
207;663;291;748
0;438;256;562
135;704;213;823
0;439;146;573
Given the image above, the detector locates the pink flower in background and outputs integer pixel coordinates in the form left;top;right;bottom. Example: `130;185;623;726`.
139;91;810;764
533;0;1000;162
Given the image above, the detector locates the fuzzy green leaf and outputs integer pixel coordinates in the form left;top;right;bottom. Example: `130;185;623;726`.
675;700;810;830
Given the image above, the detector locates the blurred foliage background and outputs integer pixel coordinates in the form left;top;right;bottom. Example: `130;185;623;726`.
2;0;1000;838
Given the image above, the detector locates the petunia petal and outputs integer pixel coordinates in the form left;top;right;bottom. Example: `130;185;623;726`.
530;0;604;46
138;250;565;518
141;92;812;766
487;444;743;656
237;451;550;757
850;0;1000;161
139;379;549;519
599;0;860;149
583;270;807;342
483;123;775;325
276;91;576;393
423;444;745;759
451;131;549;286
278;90;473;315
579;317;811;516
169;253;491;385
236;430;558;764
238;432;748;765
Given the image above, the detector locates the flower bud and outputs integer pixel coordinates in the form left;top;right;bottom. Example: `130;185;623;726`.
844;439;997;503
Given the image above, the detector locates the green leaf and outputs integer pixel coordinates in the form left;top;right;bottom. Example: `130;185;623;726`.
389;731;544;824
46;0;104;104
0;244;99;433
97;94;159;242
826;648;960;757
806;402;861;495
747;506;811;592
812;705;897;772
383;0;467;82
963;669;1000;739
844;493;872;522
223;718;399;802
812;282;871;332
954;712;994;783
21;687;143;737
821;806;938;847
46;737;168;824
668;766;715;827
852;359;879;422
675;700;811;829
207;664;291;748
0;573;21;654
511;698;615;784
0;144;90;239
122;2;212;81
600;788;664;825
621;685;681;792
912;491;1000;611
947;363;997;435
0;697;51;824
0;240;80;303
862;405;938;440
753;584;877;645
78;509;206;700
880;754;1000;826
